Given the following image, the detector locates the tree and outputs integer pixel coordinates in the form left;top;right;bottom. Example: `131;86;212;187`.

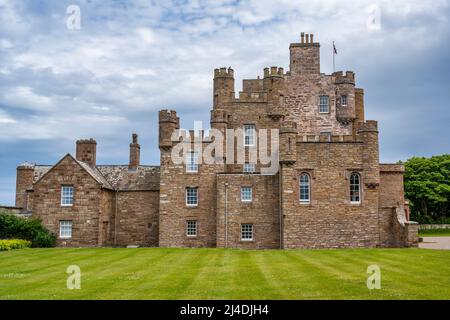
404;154;450;223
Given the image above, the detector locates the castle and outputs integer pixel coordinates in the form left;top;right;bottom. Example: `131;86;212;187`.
14;34;418;249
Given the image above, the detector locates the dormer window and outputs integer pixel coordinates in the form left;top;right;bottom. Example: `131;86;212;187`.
341;95;348;107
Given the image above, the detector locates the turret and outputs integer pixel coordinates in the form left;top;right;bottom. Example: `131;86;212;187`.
76;138;97;167
334;71;356;125
263;67;286;118
289;33;320;75
213;67;235;108
358;120;380;188
279;121;297;165
353;88;365;138
15;162;35;210
159;109;179;150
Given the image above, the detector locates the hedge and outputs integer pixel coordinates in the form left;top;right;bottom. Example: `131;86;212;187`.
0;212;56;248
0;239;31;251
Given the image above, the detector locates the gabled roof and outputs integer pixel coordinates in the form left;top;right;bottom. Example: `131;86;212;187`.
29;155;159;191
33;154;114;190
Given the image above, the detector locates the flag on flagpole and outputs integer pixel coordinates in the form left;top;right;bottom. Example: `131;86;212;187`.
333;41;337;55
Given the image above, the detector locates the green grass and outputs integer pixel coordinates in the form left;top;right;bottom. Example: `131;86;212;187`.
0;248;449;300
419;229;450;237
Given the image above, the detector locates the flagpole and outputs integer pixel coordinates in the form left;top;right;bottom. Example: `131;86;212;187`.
332;41;335;73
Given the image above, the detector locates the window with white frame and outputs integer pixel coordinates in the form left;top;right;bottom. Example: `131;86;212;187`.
241;224;253;241
186;220;197;237
61;186;74;206
319;95;330;113
59;220;72;239
244;124;256;147
350;172;361;204
241;187;253;202
341;95;348;107
186;151;199;173
299;173;311;203
186;187;198;206
243;163;256;173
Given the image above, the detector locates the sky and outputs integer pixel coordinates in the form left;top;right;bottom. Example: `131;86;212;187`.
0;0;449;205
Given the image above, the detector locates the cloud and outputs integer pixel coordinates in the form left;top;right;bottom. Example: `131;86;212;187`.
0;0;449;204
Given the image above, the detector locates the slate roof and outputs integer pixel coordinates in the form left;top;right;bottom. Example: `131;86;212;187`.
28;158;160;192
97;165;160;191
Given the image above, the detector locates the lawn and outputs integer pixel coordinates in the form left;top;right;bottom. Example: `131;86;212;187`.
419;229;450;237
0;248;449;300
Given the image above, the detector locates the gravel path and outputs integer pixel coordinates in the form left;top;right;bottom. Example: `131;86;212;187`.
419;237;450;250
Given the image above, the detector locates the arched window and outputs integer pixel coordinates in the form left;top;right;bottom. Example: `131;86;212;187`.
299;173;311;203
350;172;361;203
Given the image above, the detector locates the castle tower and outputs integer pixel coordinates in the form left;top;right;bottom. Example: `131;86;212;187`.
334;71;356;125
76;138;97;167
279;121;297;165
263;66;286;117
358;120;380;188
289;33;320;75
158;109;179;151
213;67;235;108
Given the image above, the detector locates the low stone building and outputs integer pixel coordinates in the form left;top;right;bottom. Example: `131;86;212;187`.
14;34;418;248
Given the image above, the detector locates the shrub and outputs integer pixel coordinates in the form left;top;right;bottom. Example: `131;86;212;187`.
0;212;56;248
0;239;31;251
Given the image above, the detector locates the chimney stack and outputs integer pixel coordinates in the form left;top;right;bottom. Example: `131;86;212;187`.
76;139;97;167
129;133;140;170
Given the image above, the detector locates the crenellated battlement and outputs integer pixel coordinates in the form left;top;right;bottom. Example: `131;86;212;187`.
333;71;355;85
159;109;179;123
264;67;284;78
214;67;234;78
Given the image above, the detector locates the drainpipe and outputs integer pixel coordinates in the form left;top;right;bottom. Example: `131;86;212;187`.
279;167;283;249
225;182;229;248
114;190;118;246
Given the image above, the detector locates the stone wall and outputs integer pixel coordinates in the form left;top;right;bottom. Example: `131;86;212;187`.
33;155;103;247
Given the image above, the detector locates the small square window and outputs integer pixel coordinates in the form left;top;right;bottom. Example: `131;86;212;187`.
186;220;197;237
61;186;74;206
186;187;198;206
241;187;253;202
243;163;256;173
59;221;72;239
244;124;256;147
241;224;253;241
319;95;329;113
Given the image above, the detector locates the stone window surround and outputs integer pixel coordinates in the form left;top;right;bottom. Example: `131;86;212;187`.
241;186;253;203
61;185;74;207
243;124;256;147
185;187;199;207
186;220;198;237
186;151;199;173
296;169;315;205
241;223;254;242
299;172;311;204
59;220;72;239
319;95;330;114
345;169;363;205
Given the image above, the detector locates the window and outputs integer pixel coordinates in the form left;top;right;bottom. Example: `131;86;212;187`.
186;187;198;206
341;95;348;107
299;173;311;203
244;124;256;147
186;151;199;173
241;187;253;202
186;220;197;237
61;186;74;206
319;95;329;113
350;172;361;204
241;224;253;241
59;221;72;239
243;163;256;173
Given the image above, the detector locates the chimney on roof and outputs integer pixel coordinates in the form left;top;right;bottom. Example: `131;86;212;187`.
129;133;140;170
76;138;97;167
